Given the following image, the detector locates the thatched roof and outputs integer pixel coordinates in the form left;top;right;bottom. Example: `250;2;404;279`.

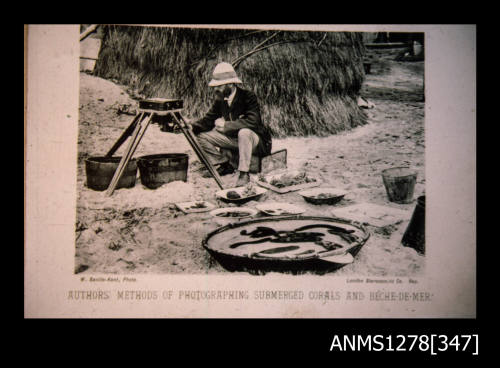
94;25;367;137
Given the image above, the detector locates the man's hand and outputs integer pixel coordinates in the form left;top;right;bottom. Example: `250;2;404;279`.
182;117;194;132
215;118;226;133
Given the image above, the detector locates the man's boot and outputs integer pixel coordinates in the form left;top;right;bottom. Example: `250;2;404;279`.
200;162;234;178
217;162;235;176
235;171;250;187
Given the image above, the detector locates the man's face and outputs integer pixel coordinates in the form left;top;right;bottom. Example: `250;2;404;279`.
213;84;233;101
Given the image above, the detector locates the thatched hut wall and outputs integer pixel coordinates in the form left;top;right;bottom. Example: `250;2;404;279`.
94;25;367;137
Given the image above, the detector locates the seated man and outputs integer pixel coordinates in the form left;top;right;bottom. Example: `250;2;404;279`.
188;62;272;187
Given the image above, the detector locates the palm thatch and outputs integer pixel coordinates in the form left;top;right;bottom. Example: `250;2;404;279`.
94;25;367;137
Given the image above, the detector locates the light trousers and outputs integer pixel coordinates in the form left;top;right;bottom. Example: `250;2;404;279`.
196;128;260;172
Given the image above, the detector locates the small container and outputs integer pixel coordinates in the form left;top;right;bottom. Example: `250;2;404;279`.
256;202;305;216
85;156;137;191
381;167;417;204
413;41;423;56
209;207;257;227
137;153;188;189
299;187;348;205
215;186;267;205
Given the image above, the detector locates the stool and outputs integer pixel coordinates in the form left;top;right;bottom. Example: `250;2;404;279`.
221;148;287;174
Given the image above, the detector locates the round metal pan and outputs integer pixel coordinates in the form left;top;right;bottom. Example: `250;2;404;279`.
202;215;370;275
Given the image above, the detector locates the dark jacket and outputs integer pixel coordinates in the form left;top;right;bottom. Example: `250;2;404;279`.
192;87;272;157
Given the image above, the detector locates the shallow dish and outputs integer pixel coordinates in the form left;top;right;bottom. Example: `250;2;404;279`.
215;185;267;205
256;202;305;216
255;170;320;194
175;201;216;214
209;207;258;227
299;187;348;205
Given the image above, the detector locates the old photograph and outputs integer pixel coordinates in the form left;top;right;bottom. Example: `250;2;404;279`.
76;25;425;276
25;24;475;318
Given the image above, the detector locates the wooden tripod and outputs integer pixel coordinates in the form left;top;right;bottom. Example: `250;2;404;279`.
104;104;224;197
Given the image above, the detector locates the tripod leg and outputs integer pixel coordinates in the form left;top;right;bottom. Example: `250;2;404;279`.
105;112;155;197
127;112;154;160
172;112;225;189
183;121;225;189
105;112;145;196
105;113;142;158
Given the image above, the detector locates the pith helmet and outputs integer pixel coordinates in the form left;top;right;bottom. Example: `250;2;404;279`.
208;62;242;87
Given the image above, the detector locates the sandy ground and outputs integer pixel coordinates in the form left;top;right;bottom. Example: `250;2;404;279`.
75;47;425;276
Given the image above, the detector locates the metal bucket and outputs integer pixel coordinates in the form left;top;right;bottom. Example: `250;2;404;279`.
137;153;188;189
402;196;425;254
381;167;417;204
85;156;137;191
